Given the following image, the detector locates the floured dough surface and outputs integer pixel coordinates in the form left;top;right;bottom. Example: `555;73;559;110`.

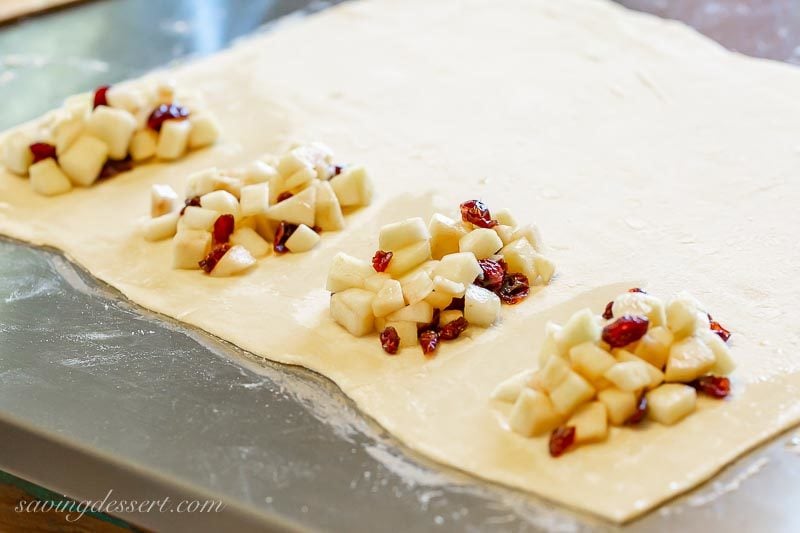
1;0;799;522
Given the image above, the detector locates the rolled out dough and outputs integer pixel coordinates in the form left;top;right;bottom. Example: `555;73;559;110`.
1;0;799;522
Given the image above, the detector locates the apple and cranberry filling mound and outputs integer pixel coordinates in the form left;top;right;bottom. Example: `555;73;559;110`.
142;142;372;277
491;288;735;457
326;200;556;356
1;80;219;196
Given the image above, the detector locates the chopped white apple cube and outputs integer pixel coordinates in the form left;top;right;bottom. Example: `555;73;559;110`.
284;224;320;253
511;223;543;252
85;106;137;160
569;342;616;381
379;218;430;251
209;245;256;277
537;322;564;365
326;252;373;292
549;370;596;415
491;369;535;403
2;131;34;175
378;320;419;348
28;158;72;196
200;190;240;220
703;331;736;375
613;350;664;389
664;336;715;382
313;180;345;231
54;115;83;156
459;228;503;260
424;290;453;310
142;211;179;241
646;384;696;425
493;225;515;246
156;120;191;160
266;186;316;226
666;292;709;338
432;275;465;297
385;240;432;277
439;309;463;326
612;291;666;327
330;165;373;207
188;114;220;149
533;254;556;284
432;252;482;287
500;238;537;281
633;325;673;369
129;129;158;161
181;206;218;231
568;401;608;444
185;168;219;198
151;184;178;217
597;388;637;425
58;134;108;186
239;183;269;217
364;273;392;293
330;288;375;337
241;160;277;185
556;308;602;353
386;301;433;324
604;361;652;392
494;208;517;227
229;227;270;258
372;279;406;318
464;285;501;327
428;213;467;260
172;229;212;269
105;85;145;114
537;355;571;392
509;389;563;437
284;166;316;190
399;270;434;305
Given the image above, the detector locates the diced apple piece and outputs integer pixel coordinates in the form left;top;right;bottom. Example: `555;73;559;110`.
613;350;664;389
664;336;715;383
188;114;220;149
424;290;453;310
379;217;430;251
211;174;243;199
439;309;463;326
364;273;392;293
568;401;608;444
428;213;467;260
2;131;34;175
156;120;191;160
493;225;515;246
172;229;211;269
533;254;556;285
200;190;240;220
612;291;666;328
604;361;652;392
285;224;320;253
432;275;465;297
185;168;219;198
494;208;517;227
313;180;345;231
128;129;157;162
398;269;434;305
85;106;136;160
511;224;543;252
597;388;637;425
326;253;373;292
646;384;696;425
284;165;315;190
569;342;616;381
432;252;481;287
266;186;316;226
241;160;277;185
509;389;563;437
549;370;596;415
229;227;270;258
209;245;256;277
151;184;178;217
703;331;737;375
372;279;405;318
59;134;108;186
54;115;83;156
386;301;433;324
464;285;501;327
666;292;709;338
181;206;219;231
556;308;602;354
459;228;503;260
239;183;269;217
330;165;373;207
537;355;571;392
633;325;673;369
28;159;72;196
106;85;144;113
142;211;179;241
385;240;431;277
491;369;535;403
330;288;375;336
537;322;564;365
376;320;419;348
500;238;537;281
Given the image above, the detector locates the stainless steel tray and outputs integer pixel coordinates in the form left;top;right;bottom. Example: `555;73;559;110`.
1;1;798;531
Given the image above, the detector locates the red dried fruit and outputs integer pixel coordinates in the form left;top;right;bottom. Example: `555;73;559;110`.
380;327;400;355
180;196;201;215
28;142;57;164
445;297;465;311
419;330;440;355
627;394;647;425
549;426;576;457
312;225;323;234
707;314;731;343
372;250;393;273
93;85;110;108
276;191;293;203
602;315;649;348
418;308;441;335
147;103;190;131
602;300;614;320
98;157;133;179
498;272;530;305
459;199;498;229
199;244;231;273
273;221;298;254
213;214;235;245
332;164;344;177
475;259;506;291
628;287;646;294
691;375;731;399
439;316;469;341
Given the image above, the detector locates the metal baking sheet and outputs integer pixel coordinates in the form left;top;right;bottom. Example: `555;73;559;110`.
1;1;799;531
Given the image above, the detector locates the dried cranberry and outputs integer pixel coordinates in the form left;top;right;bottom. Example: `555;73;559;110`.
498;273;530;305
199;244;231;273
93;85;110;108
372;250;393;273
602;315;649;348
98;158;133;180
213;214;235;245
419;330;440;355
28;142;57;164
439;317;469;341
445;297;465;311
707;314;731;342
312;225;323;234
475;259;506;291
549;426;576;457
627;394;647;425
459;199;497;229
332;164;344;177
380;327;400;355
147;103;190;131
602;301;614;320
691;375;731;399
628;287;646;294
276;191;293;203
180;196;201;215
418;308;441;335
273;221;297;254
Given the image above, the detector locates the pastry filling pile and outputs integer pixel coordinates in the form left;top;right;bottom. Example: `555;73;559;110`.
326;200;556;356
143;142;373;277
1;81;220;196
491;289;735;457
